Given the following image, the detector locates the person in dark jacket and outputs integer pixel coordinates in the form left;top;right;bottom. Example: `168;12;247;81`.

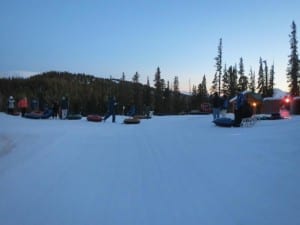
220;94;229;117
104;96;117;122
211;92;222;120
52;100;59;119
127;104;136;117
234;89;245;126
60;96;69;119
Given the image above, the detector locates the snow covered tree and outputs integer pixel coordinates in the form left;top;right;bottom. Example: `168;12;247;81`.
287;21;300;96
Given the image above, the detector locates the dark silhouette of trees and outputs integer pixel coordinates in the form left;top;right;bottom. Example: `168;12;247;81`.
0;70;192;115
287;21;299;96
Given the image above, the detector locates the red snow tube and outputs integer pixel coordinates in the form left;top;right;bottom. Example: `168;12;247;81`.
87;114;102;122
123;118;140;124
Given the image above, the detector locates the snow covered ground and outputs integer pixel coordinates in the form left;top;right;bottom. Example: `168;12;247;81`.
0;112;299;225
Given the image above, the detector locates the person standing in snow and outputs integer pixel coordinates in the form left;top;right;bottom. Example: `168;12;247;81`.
220;94;229;117
52;100;59;119
211;92;222;120
7;96;15;114
60;96;69;119
234;89;245;126
103;96;117;122
18;96;28;117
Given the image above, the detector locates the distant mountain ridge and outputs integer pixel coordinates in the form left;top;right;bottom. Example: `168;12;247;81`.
0;70;39;78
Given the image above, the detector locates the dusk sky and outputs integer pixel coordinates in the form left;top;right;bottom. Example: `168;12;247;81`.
1;0;300;92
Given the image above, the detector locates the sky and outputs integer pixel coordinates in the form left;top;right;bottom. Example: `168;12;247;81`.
1;0;300;92
0;112;300;225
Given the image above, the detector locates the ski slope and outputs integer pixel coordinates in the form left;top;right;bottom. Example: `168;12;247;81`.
0;113;299;225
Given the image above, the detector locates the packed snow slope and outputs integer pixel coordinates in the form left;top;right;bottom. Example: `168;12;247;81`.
0;113;299;225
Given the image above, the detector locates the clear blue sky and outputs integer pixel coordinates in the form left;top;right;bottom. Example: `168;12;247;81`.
1;0;299;92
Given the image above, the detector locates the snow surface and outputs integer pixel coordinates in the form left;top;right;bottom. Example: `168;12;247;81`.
0;113;300;225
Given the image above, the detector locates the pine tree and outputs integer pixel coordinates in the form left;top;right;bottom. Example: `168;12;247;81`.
222;64;230;96
173;76;180;93
173;76;182;113
238;57;245;77
263;60;269;96
287;21;300;96
238;57;248;91
210;72;218;94
132;72;139;83
201;75;208;98
192;85;197;96
153;67;163;113
257;57;265;97
146;76;150;86
143;76;152;108
121;72;126;81
268;63;275;97
248;67;256;93
198;75;208;103
190;85;198;110
228;65;238;98
214;38;222;94
154;67;162;90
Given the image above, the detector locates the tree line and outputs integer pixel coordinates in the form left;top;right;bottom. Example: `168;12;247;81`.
210;21;300;99
0;70;194;115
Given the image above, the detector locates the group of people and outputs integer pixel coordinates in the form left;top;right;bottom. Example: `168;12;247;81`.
102;96;141;122
211;92;229;120
7;95;70;119
7;96;28;117
7;94;145;122
211;89;253;127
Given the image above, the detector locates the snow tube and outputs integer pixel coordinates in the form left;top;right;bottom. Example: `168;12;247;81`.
123;118;140;124
213;118;235;127
24;112;42;119
24;110;53;119
67;114;82;120
87;114;102;122
41;109;53;119
8;111;20;116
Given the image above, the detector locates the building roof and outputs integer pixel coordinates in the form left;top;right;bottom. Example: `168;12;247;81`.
230;91;262;103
